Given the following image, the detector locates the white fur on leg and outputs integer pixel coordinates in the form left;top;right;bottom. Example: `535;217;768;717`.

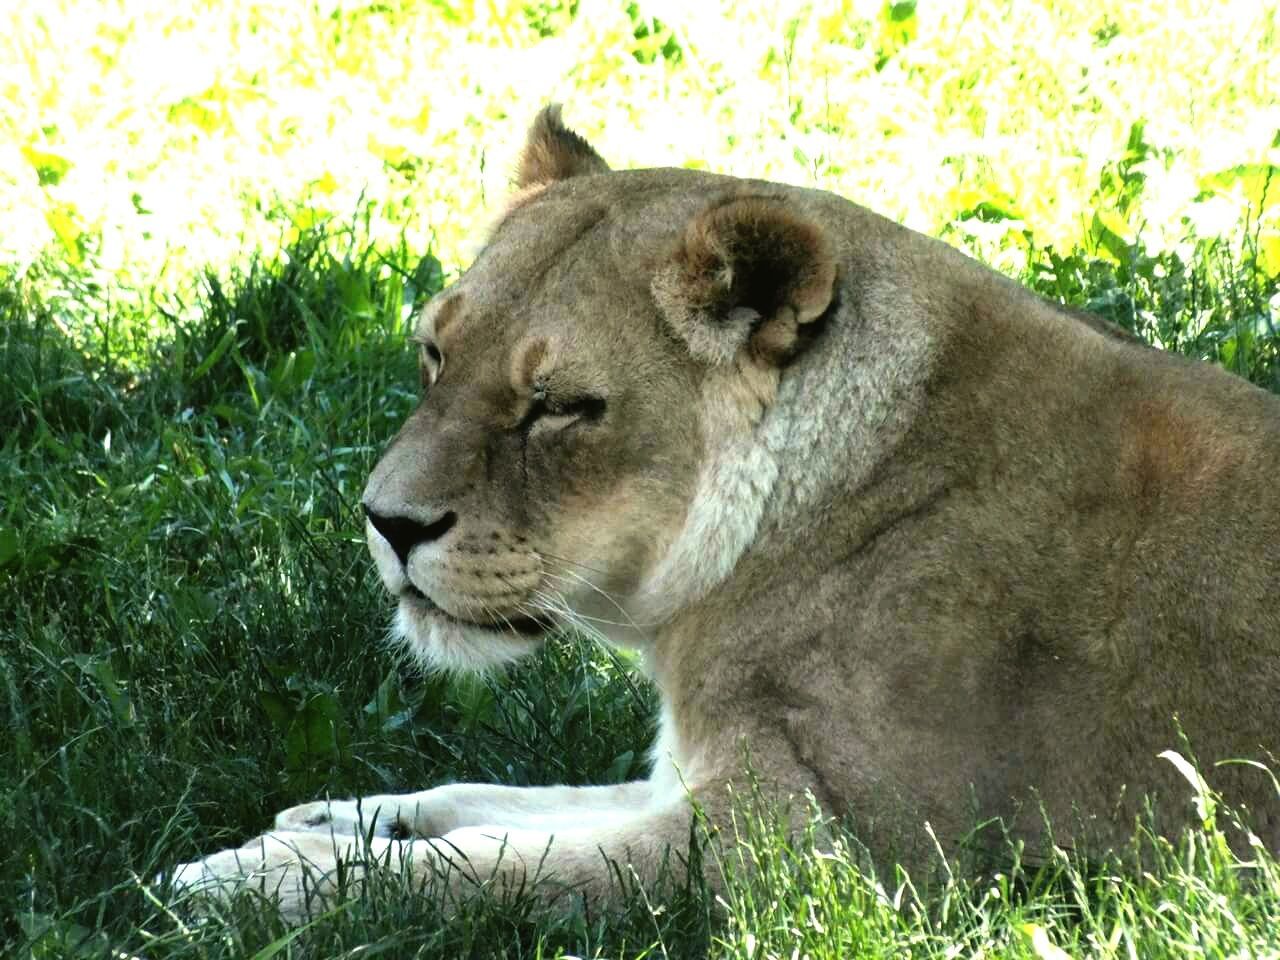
170;786;698;921
169;831;388;921
274;780;660;840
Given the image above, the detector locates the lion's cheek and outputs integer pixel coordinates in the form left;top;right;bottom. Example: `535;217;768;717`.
540;480;692;605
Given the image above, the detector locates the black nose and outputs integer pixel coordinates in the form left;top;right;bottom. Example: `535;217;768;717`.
363;505;457;567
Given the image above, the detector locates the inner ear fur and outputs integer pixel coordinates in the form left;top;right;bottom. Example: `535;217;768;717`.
516;104;610;188
652;196;836;366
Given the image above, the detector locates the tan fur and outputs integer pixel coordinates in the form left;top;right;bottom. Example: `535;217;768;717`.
498;181;552;220
515;103;609;188
173;108;1280;920
510;336;550;392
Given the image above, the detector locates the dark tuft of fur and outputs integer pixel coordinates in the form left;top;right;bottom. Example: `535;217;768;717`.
516;104;610;188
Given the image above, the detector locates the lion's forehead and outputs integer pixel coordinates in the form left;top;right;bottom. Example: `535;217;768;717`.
415;291;462;341
420;262;600;357
418;172;747;336
418;263;642;368
415;171;783;378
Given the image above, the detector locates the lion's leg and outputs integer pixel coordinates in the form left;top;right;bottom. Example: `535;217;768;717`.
172;795;699;921
418;796;697;899
274;779;658;840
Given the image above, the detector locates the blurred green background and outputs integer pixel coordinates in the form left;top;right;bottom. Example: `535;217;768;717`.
5;0;1278;309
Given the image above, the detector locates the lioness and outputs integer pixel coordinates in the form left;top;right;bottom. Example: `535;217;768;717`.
173;107;1280;918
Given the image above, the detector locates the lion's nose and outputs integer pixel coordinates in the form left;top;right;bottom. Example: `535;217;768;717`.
362;504;457;567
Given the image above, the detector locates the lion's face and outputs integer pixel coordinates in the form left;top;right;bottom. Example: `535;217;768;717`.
363;108;835;671
363;193;705;671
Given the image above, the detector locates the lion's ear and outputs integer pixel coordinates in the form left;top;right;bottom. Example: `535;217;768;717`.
651;196;836;366
516;105;610;188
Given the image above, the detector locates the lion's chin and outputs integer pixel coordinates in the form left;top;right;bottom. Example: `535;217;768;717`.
389;594;546;674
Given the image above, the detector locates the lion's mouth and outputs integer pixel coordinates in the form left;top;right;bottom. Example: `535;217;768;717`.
402;584;549;637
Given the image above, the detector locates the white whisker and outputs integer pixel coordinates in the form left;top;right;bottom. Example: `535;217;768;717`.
543;566;660;633
529;588;611;646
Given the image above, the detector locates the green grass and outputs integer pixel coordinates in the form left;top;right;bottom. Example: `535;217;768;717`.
3;211;1278;957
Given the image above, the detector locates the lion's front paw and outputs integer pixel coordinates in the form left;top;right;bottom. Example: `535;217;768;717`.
274;797;409;839
168;832;356;920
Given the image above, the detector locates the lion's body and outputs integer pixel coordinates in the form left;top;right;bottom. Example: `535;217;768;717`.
174;109;1280;916
660;201;1280;853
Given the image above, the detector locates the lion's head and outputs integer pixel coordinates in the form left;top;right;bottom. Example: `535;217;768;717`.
363;106;837;672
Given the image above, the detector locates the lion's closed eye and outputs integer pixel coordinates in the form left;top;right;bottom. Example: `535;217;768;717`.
520;394;607;436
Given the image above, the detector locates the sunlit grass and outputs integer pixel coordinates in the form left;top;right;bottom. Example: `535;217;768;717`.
4;0;1278;321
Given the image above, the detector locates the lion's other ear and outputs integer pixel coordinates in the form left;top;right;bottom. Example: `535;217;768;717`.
651;196;836;366
516;105;610;188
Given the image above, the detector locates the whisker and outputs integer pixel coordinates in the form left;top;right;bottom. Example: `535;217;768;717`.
541;576;656;629
529;588;609;646
527;588;649;710
534;551;613;579
544;566;660;633
481;597;521;640
538;577;630;630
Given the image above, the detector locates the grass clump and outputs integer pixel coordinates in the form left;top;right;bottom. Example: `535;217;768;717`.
709;777;1280;960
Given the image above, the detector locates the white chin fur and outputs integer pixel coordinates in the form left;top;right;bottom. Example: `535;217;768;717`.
388;603;536;674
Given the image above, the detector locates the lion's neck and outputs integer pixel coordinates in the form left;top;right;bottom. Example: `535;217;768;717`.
628;282;934;629
762;280;934;533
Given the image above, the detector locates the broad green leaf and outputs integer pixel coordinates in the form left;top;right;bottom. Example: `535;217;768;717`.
258;689;295;732
1202;164;1280;213
73;654;134;727
1090;209;1132;262
312;171;339;194
284;692;345;773
886;0;918;24
880;0;918;50
604;749;636;784
363;671;406;724
1257;229;1280;278
19;912;111;959
1160;749;1217;828
189;323;240;381
1018;923;1074;960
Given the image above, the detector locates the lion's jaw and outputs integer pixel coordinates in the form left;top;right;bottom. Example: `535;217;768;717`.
363;451;702;672
365;514;554;673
